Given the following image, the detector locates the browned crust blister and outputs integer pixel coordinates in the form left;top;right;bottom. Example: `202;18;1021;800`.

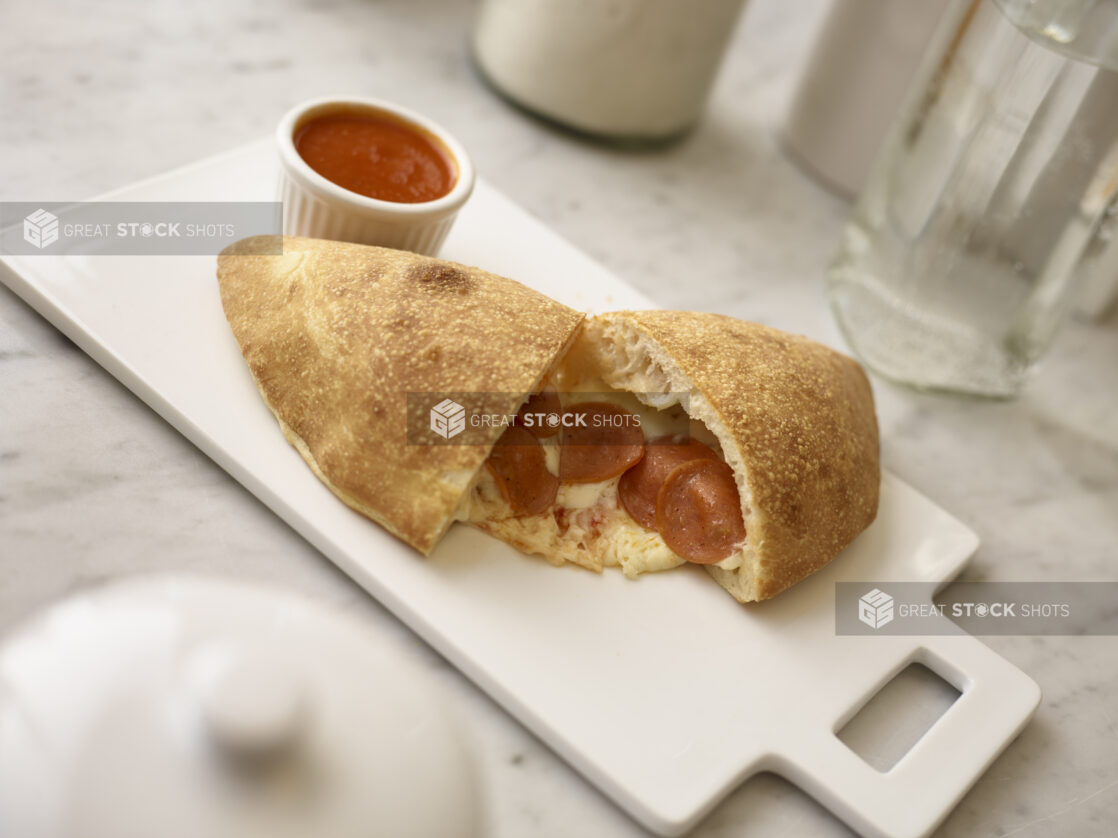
217;235;584;554
610;311;881;601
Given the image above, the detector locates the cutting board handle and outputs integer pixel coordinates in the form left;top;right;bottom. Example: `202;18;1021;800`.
778;631;1040;838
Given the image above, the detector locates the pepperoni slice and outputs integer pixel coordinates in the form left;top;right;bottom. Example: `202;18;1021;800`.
655;459;746;564
618;436;720;530
558;402;645;484
485;425;558;517
516;386;562;438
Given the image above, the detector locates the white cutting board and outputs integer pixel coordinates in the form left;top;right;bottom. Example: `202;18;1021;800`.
0;139;1040;838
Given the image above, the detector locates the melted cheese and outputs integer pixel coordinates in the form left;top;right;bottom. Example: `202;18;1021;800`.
456;349;745;575
457;445;744;577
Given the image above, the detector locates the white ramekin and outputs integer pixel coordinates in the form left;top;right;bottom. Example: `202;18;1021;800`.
276;96;475;256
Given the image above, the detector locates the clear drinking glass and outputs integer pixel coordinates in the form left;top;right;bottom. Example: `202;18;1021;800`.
827;0;1118;397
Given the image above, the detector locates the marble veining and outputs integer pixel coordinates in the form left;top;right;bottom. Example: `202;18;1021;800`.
2;1;1116;836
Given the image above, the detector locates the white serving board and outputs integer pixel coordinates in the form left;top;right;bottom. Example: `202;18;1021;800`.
0;139;1040;838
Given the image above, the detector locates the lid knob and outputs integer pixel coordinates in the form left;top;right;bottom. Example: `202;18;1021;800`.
194;645;308;762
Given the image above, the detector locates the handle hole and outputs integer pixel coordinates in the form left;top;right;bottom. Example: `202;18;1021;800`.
837;662;960;772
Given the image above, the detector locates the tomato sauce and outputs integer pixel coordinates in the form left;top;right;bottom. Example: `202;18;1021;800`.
295;112;456;203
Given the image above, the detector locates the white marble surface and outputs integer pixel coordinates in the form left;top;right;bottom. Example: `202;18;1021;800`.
1;1;1116;836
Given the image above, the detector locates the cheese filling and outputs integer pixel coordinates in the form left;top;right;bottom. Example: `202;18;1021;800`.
455;392;746;577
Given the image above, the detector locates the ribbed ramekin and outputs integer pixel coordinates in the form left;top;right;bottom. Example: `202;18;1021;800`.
276;96;475;256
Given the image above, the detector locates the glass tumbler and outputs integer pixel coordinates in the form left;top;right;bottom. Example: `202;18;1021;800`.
827;0;1118;397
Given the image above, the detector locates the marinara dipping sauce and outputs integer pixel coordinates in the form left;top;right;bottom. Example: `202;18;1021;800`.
294;112;457;204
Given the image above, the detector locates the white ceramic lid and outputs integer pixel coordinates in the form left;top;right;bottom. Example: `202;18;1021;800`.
0;575;483;838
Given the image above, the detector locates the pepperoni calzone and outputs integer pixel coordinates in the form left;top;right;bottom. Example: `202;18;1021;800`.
217;235;583;553
218;237;880;602
458;313;880;602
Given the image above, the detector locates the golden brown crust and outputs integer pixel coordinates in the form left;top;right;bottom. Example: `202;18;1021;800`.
610;311;880;600
217;235;584;554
